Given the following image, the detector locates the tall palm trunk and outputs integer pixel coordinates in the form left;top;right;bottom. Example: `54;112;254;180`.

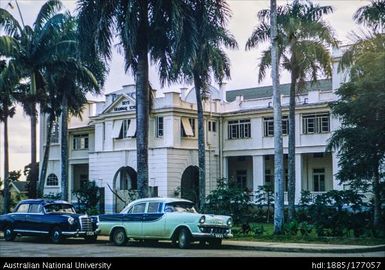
271;0;284;234
3;116;10;214
136;0;149;199
288;72;297;222
39;115;54;197
193;72;206;209
30;105;38;198
61;96;69;201
373;162;381;231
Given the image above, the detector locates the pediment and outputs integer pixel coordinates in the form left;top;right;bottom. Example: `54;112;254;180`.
102;94;136;114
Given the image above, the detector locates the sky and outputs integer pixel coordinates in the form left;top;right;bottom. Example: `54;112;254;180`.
0;0;371;179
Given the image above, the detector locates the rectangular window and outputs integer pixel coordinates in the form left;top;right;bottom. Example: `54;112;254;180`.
313;168;326;192
50;120;59;143
302;113;330;134
263;116;288;137
236;170;247;189
73;134;89;150
117;119;136;139
265;169;272;186
156;117;164;137
208;121;217;132
181;118;195;137
227;119;251;139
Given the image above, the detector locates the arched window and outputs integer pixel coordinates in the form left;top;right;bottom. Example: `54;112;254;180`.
46;174;59;186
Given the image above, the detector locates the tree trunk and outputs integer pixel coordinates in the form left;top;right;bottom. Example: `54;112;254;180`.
29;103;38;198
39;115;54;197
373;163;381;231
271;0;284;234
3;116;10;214
61;96;69;201
288;73;297;222
193;72;206;209
136;0;149;199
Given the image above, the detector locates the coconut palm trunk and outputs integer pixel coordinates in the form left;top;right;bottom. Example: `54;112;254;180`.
136;0;150;199
30;104;38;199
193;72;206;208
61;95;69;201
3;116;10;213
271;0;285;234
288;71;297;222
39;115;54;197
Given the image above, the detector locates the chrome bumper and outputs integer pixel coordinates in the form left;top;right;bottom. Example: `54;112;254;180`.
62;228;100;237
191;232;233;239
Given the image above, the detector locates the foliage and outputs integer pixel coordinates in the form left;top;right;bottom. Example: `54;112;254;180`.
254;185;274;223
353;0;385;33
202;178;251;224
72;181;101;215
283;220;299;236
328;33;385;229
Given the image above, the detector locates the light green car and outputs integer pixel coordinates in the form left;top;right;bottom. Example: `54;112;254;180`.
98;198;233;248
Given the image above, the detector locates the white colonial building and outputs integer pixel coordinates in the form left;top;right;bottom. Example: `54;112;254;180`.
39;49;349;213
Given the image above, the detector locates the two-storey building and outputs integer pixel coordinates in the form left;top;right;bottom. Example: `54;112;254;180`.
39;49;348;213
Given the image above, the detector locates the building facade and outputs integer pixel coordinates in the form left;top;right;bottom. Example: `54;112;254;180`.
39;49;349;213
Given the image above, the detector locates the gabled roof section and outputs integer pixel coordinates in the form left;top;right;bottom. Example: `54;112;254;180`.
226;79;332;102
102;93;136;114
10;181;29;194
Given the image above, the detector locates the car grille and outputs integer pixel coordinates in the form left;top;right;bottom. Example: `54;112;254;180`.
200;227;228;234
80;216;93;231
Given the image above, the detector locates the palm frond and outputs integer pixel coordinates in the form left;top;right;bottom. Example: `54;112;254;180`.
34;0;63;31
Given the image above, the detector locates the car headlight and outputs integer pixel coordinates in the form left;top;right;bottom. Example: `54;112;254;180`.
199;215;206;224
67;217;75;225
226;218;233;227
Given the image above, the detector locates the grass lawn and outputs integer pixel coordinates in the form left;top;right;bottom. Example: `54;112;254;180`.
231;223;385;246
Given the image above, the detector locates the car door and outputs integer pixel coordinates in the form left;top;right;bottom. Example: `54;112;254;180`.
142;202;165;238
25;203;47;233
11;203;29;231
123;202;146;237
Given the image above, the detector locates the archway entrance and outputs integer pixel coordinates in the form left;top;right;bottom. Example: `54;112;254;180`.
181;166;199;205
113;166;137;212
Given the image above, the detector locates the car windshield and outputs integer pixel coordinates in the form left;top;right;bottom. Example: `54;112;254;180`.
44;204;76;214
165;202;197;213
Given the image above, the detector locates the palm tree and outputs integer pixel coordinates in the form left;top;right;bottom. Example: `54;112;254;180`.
77;0;194;199
0;61;17;213
174;0;237;208
0;0;66;198
354;0;385;33
246;0;338;222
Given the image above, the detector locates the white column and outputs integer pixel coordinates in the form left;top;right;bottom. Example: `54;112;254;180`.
295;153;302;204
223;157;228;182
332;151;342;190
252;155;264;193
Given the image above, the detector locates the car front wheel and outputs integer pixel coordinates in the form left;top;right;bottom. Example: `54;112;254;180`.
178;228;191;249
4;226;16;241
50;227;62;244
112;228;127;246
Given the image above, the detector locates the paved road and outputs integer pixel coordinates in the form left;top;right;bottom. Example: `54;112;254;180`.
1;237;384;257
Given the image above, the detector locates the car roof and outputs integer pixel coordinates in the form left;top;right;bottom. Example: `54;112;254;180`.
19;199;72;205
130;197;193;204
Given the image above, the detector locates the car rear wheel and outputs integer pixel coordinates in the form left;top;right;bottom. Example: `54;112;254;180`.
4;226;16;241
50;227;62;244
112;228;127;246
178;228;191;249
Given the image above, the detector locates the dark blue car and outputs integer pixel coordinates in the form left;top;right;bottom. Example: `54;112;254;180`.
0;199;100;243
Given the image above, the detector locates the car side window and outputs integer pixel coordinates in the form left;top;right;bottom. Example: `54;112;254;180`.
147;202;161;213
29;204;42;213
132;203;146;214
15;204;29;213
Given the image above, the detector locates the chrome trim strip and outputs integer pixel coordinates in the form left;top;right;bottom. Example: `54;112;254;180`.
14;229;49;234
